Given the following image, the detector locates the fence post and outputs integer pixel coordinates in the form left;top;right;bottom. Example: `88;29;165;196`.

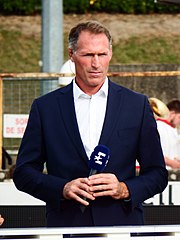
0;77;2;169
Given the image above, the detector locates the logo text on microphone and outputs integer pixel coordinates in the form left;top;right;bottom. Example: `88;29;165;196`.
94;152;106;165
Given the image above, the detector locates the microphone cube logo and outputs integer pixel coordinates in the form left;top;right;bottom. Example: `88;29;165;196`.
94;152;106;165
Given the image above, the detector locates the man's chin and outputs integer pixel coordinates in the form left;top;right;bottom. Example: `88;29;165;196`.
89;78;105;85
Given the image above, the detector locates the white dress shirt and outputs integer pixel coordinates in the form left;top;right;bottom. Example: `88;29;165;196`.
157;119;180;169
73;78;108;159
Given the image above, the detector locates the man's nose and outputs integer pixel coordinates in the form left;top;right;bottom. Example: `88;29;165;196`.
91;55;100;68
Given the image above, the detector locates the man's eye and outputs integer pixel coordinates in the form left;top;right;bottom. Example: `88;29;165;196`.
98;53;107;56
82;53;107;57
83;53;93;57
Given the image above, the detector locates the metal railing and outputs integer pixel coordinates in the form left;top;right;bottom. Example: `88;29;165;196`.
0;225;180;239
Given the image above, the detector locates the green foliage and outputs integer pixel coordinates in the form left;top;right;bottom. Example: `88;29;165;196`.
64;0;89;14
0;0;41;15
85;0;179;14
0;0;179;15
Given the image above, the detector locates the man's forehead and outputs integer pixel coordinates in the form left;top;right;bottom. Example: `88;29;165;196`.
76;32;110;50
78;31;109;42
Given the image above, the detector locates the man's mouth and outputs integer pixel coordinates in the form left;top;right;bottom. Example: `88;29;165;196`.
89;71;101;77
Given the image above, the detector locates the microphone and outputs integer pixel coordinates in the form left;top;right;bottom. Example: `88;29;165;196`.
81;145;110;212
88;144;110;176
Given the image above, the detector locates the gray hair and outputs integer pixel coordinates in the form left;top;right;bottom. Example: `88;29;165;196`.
68;21;112;52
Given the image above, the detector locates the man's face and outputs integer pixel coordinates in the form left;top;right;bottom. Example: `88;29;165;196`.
170;112;180;127
69;31;112;94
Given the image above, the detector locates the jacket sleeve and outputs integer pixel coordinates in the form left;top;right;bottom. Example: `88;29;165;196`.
13;100;68;207
124;97;168;209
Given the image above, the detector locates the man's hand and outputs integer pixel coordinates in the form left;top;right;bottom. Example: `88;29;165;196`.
63;178;95;206
88;173;130;200
165;156;180;169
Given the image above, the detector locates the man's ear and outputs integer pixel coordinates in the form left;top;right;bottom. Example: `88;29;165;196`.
68;48;74;62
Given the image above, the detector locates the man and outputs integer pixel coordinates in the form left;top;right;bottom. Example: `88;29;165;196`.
156;99;180;169
13;21;168;227
0;215;4;226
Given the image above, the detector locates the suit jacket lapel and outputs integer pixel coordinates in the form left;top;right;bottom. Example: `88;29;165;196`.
57;80;123;162
57;82;88;163
99;80;123;145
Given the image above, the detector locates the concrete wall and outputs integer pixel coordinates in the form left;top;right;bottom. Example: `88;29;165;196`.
109;64;180;104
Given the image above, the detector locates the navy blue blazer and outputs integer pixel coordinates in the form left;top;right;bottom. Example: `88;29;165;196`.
13;80;168;227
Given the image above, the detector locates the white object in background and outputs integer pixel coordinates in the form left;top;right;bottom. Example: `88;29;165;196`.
0;180;45;206
3;114;29;138
59;59;75;86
